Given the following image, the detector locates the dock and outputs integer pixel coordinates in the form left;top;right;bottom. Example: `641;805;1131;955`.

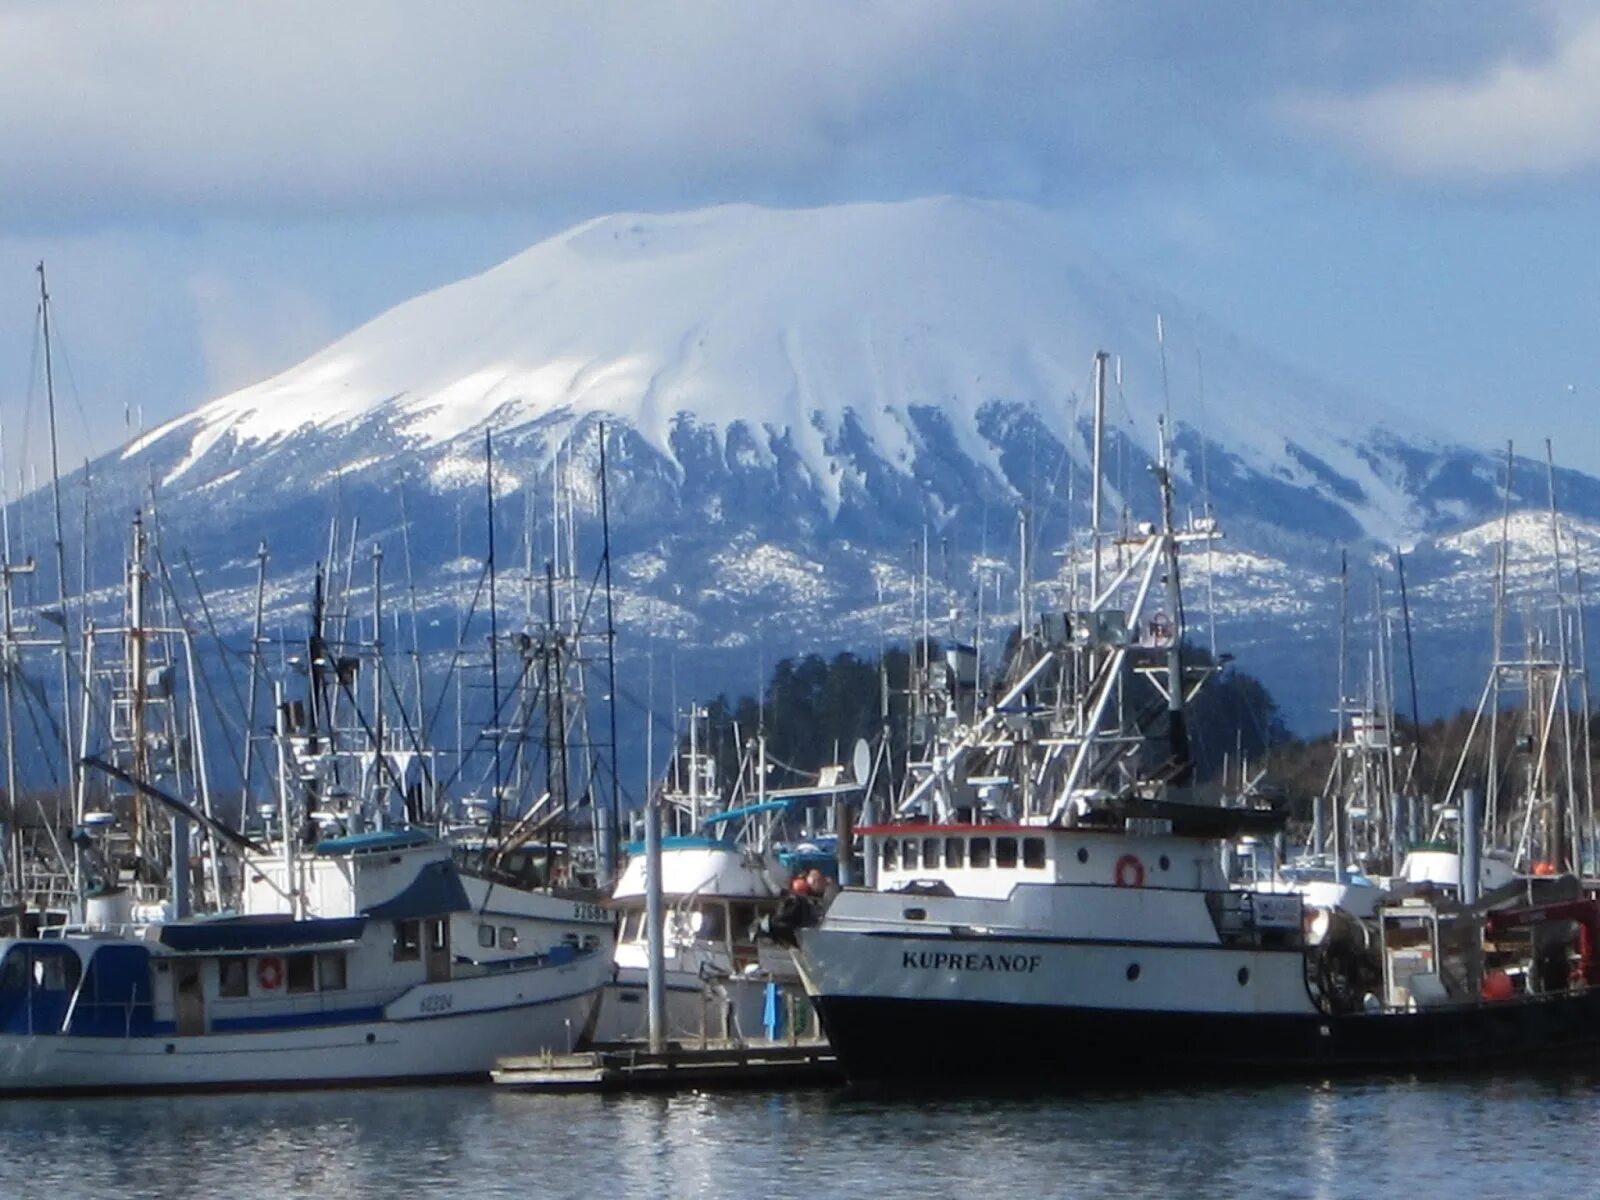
491;1039;842;1092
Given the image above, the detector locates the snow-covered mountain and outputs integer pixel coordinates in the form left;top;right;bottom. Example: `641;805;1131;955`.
48;198;1600;731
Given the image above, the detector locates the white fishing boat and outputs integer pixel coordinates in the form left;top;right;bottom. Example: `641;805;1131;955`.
592;831;794;1043
592;710;863;1044
0;830;607;1094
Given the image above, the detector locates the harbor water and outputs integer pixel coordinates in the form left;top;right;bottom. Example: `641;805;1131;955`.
6;1074;1600;1199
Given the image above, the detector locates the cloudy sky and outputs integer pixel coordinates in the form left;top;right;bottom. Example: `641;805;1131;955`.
2;1;1598;480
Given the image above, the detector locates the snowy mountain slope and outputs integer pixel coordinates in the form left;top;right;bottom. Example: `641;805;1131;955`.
35;196;1600;733
127;198;1468;541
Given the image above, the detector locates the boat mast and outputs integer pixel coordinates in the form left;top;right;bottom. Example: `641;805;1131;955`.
597;422;622;881
1156;418;1191;785
1090;350;1107;602
1331;551;1348;872
36;264;80;882
485;432;502;838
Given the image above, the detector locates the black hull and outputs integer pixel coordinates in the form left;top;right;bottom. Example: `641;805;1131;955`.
811;989;1600;1086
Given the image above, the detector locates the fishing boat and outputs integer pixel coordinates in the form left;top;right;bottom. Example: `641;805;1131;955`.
593;708;863;1044
0;829;606;1094
783;359;1600;1086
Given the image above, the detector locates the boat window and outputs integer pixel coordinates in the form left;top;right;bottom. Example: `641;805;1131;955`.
31;950;80;992
970;838;992;868
394;920;422;962
218;958;249;998
996;838;1019;868
499;926;519;951
731;903;758;943
903;839;920;870
695;903;727;943
318;953;347;992
922;838;941;870
478;923;496;949
583;934;601;951
1023;838;1046;869
286;954;316;994
620;911;643;942
0;950;25;995
882;839;898;870
944;838;965;869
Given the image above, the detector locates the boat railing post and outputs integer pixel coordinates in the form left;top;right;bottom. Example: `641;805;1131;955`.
645;795;666;1054
1461;787;1481;908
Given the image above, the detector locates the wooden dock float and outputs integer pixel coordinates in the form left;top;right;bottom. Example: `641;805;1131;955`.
492;1040;842;1092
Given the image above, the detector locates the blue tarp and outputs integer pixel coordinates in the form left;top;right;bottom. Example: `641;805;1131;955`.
157;914;368;952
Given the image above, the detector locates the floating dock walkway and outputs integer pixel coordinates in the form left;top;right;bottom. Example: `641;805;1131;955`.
492;1039;842;1092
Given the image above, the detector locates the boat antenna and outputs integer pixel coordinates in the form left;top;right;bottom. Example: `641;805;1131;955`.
1394;547;1423;796
1156;311;1173;440
1195;344;1218;658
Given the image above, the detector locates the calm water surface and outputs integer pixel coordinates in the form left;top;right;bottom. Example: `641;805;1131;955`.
4;1074;1600;1199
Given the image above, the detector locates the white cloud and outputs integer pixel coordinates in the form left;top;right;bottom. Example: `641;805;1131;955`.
1288;11;1600;180
186;269;334;397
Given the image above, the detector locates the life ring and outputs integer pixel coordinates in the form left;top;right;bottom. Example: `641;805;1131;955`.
1113;854;1145;888
257;955;286;991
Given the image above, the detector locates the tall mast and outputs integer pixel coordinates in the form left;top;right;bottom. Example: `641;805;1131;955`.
485;432;502;837
1090;350;1108;601
1156;419;1190;785
597;423;622;881
1332;550;1348;872
36;264;79;851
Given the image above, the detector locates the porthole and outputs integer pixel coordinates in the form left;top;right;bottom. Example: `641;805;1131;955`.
903;907;927;921
1237;966;1250;986
1126;963;1141;982
1159;855;1171;871
1076;847;1089;864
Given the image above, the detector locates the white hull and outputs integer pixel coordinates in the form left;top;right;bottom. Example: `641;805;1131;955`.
0;952;608;1094
592;965;811;1044
797;926;1315;1015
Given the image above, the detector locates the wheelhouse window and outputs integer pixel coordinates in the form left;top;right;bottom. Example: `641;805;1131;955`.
694;903;727;943
286;954;316;994
731;902;758;943
218;958;249;998
318;953;347;992
903;839;920;870
944;838;965;869
1023;837;1047;869
996;837;1019;869
478;924;496;949
620;911;643;942
498;926;519;951
922;838;941;870
970;837;992;868
394;920;422;962
882;839;899;870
